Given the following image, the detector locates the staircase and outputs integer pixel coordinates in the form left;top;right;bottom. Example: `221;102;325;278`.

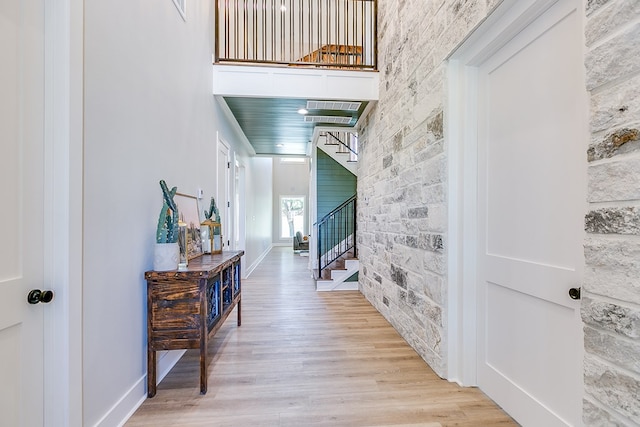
316;130;358;175
315;195;358;291
316;249;359;291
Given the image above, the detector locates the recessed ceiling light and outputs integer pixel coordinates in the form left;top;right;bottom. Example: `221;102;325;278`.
297;108;308;115
276;144;284;147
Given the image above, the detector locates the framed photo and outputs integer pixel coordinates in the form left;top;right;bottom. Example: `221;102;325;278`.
174;193;203;260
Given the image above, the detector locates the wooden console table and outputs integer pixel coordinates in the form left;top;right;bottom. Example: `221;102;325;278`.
145;250;244;397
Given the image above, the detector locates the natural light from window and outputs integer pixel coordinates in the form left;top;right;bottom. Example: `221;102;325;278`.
280;196;305;238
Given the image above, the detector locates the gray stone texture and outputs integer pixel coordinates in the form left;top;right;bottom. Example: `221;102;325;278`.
585;0;640;46
584;354;640;422
582;296;640;339
358;0;640;423
587;0;614;16
585;206;640;235
585;23;640;91
584;326;640;374
584;13;640;423
588;126;640;161
584;236;640;305
357;0;496;378
583;397;629;427
590;73;640;134
588;156;640;202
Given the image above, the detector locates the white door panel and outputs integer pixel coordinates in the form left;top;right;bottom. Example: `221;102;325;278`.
476;0;586;425
0;0;46;425
218;139;231;249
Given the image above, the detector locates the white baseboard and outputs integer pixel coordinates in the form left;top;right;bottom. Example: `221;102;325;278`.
95;349;186;427
244;244;273;278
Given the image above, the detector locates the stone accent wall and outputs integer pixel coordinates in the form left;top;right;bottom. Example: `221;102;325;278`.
357;0;639;423
583;0;640;425
356;0;500;377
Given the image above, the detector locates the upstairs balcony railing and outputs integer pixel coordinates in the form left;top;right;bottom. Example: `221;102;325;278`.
214;0;377;70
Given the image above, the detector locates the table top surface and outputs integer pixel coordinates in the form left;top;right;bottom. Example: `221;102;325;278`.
145;250;244;279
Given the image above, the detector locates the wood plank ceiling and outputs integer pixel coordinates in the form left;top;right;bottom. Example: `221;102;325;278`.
223;97;368;156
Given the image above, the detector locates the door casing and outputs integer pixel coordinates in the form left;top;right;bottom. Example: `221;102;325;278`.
446;0;583;387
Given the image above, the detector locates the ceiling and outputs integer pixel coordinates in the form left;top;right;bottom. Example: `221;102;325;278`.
223;97;369;156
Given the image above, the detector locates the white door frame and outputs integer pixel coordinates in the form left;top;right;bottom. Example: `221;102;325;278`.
234;159;246;251
446;0;560;386
217;134;233;249
44;0;84;425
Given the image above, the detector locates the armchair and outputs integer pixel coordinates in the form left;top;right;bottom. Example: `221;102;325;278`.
293;231;309;252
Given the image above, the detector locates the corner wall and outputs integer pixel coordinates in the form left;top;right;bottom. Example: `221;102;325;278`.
582;1;640;424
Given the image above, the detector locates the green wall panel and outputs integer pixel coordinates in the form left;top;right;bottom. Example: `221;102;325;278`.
317;149;356;220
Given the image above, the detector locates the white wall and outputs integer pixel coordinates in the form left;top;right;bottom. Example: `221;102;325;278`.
272;157;310;244
244;157;274;273
82;0;270;425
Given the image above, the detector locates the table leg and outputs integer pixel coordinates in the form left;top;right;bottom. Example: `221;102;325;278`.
237;299;242;326
199;341;207;394
147;349;157;397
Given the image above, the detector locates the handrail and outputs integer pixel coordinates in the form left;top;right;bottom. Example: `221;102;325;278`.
316;195;356;279
214;0;377;70
326;131;358;156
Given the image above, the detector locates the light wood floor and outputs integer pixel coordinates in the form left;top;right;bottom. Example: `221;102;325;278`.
127;247;516;427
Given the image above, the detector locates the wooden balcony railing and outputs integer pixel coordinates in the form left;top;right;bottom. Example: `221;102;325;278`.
214;0;377;70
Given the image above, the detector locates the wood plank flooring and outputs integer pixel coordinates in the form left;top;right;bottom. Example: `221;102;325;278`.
127;247;516;427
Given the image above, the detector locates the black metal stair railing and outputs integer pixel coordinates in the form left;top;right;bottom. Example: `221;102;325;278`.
316;195;356;278
324;131;358;162
214;0;377;70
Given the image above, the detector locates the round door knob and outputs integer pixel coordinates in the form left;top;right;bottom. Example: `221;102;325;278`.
568;287;581;300
27;289;54;305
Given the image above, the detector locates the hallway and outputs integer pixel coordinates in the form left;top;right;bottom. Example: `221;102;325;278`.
127;247;515;426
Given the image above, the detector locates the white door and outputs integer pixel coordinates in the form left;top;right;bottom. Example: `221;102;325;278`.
476;1;586;425
1;0;47;426
218;139;231;249
234;161;246;250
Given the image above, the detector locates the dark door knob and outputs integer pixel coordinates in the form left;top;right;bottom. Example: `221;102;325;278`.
27;289;54;304
568;287;581;300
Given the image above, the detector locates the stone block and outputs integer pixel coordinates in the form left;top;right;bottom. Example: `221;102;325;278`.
584;236;640;305
590;73;640;133
423;317;443;357
408;206;429;218
390;263;408;289
582;296;640;339
419;233;444;253
422;270;443;305
588;157;640;202
584;325;640;373
584;354;640;421
585;206;640;235
585;0;640;46
427;203;447;233
588;126;640;161
583;397;627;426
585;23;640;91
423;251;445;275
383;154;393;169
422;183;445;205
587;0;614;16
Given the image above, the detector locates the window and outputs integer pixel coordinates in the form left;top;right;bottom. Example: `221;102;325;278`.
280;196;305;239
280;157;306;164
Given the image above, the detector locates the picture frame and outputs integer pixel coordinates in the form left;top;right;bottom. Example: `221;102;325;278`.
174;193;203;260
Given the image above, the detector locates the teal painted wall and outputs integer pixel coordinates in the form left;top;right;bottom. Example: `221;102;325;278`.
316;149;356;220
